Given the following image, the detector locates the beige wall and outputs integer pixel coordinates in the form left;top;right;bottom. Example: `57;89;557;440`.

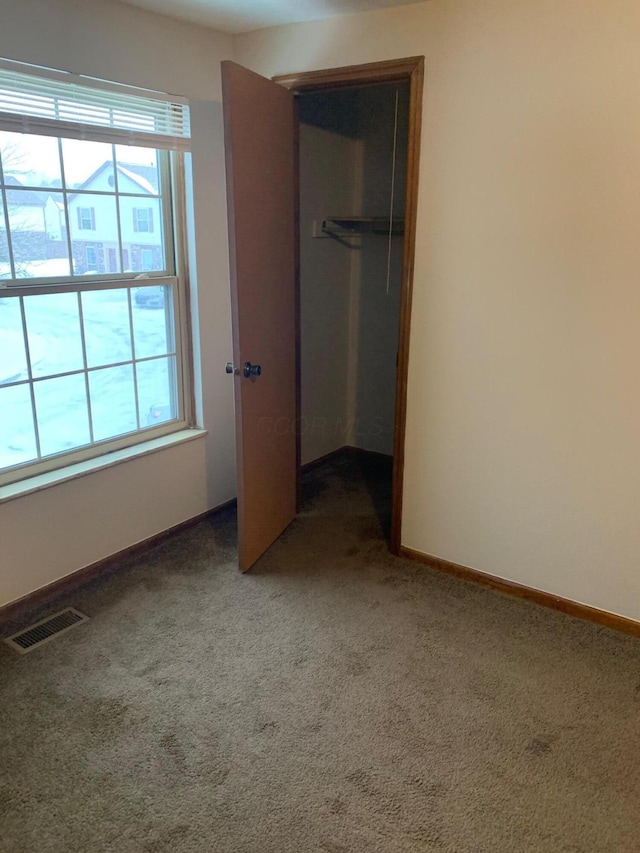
237;0;640;621
4;0;640;625
0;0;236;607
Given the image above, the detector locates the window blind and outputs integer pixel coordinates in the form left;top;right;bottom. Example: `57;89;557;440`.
0;59;190;151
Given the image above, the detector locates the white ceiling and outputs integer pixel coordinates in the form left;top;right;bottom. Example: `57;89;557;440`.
116;0;430;34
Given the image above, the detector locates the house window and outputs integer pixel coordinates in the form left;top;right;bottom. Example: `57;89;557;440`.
0;58;192;488
133;207;154;233
77;207;95;230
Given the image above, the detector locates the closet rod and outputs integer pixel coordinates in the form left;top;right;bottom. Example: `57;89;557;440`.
321;217;405;241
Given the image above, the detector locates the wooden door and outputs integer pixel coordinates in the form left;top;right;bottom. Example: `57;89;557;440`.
222;61;297;571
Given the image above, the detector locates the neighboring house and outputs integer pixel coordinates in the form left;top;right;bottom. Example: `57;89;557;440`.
0;163;163;276
67;162;163;275
0;176;66;269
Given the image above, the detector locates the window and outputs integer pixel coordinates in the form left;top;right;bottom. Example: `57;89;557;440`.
133;207;154;233
0;58;192;487
77;207;95;231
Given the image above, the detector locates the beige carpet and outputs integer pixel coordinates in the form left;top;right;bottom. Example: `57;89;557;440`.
1;452;640;853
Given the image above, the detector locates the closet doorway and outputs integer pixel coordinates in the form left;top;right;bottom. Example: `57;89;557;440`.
277;58;423;554
222;58;423;569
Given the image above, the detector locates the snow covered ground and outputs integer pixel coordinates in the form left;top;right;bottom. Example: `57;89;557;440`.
0;259;72;280
0;286;176;473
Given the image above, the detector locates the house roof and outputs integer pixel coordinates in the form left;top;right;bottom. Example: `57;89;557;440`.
3;176;51;207
2;161;159;208
119;163;159;193
67;161;159;198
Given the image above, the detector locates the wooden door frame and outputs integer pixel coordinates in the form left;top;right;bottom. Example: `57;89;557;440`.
274;56;424;556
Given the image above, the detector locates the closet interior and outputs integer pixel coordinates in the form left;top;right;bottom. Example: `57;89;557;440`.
297;82;410;535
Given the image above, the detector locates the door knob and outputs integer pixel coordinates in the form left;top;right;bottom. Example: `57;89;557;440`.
225;362;240;375
243;361;262;378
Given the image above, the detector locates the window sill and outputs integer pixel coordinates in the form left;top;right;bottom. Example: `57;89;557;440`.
0;428;208;505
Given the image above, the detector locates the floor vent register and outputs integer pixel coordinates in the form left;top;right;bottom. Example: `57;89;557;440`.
4;608;89;654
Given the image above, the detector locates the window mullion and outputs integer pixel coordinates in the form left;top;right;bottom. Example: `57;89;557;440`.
160;151;176;362
0;150;17;281
3;185;161;199
76;291;95;446
18;296;43;461
0;188;16;280
57;137;75;277
112;145;126;273
169;151;192;428
160;150;175;276
6;275;177;298
127;288;142;431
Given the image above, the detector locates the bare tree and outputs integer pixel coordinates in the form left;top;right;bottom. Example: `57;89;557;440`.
1;140;47;278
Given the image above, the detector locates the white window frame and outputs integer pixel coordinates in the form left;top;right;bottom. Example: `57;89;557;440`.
0;59;193;489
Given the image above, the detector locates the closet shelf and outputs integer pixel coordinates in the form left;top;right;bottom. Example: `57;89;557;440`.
322;217;405;237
